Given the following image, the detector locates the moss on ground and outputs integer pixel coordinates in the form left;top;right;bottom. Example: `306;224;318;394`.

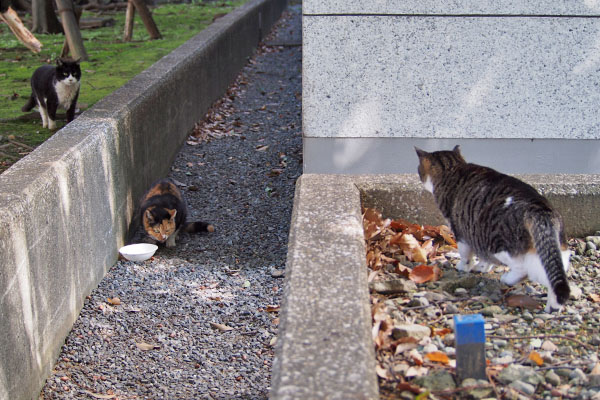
0;0;245;173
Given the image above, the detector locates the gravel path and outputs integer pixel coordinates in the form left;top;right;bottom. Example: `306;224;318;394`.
40;5;302;399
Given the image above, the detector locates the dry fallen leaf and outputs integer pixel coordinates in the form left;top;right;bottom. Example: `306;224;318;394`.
376;365;389;380
210;322;234;332
106;297;121;306
506;294;542;310
409;264;442;284
590;293;600;303
591;362;600;376
394;234;428;263
265;305;280;313
135;342;159;351
439;225;457;246
425;351;450;365
528;351;544;366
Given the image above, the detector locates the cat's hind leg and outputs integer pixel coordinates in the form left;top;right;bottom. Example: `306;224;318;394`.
495;252;528;286
36;99;49;128
456;241;476;272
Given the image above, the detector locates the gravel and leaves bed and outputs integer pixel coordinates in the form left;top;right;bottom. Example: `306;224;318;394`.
363;207;600;400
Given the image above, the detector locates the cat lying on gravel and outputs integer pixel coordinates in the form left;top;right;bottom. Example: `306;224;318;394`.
416;146;571;313
140;178;214;247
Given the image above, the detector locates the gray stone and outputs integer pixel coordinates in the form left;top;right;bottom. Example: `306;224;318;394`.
555;368;573;378
569;283;583;300
587;241;598;252
481;305;503;316
509;380;536;396
414;370;456;392
408;297;430;307
461;378;494;399
587;374;600;388
370;279;417;295
545;370;561;386
497;365;543;386
570;368;588;384
392;324;431;340
586;236;600;247
444;303;460;314
424;292;447;302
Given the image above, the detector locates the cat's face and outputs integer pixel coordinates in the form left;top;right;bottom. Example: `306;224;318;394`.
143;207;177;243
56;59;81;86
415;145;466;192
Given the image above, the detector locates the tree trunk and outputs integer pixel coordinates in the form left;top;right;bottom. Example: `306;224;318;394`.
31;0;61;34
55;0;87;60
130;0;161;40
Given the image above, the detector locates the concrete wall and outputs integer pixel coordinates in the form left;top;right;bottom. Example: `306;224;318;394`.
0;0;287;398
303;1;600;174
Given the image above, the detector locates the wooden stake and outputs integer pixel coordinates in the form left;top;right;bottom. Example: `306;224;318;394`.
55;0;88;60
0;6;42;53
130;0;161;40
123;0;135;42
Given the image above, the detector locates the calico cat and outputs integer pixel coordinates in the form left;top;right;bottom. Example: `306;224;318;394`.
140;178;214;247
22;58;81;130
415;146;570;312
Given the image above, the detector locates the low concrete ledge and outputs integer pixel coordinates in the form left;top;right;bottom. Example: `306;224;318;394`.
0;0;286;398
271;173;600;399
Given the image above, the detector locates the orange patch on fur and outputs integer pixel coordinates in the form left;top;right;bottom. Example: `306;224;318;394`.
143;181;182;202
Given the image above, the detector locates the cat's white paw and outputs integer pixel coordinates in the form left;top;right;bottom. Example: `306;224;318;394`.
473;261;494;273
456;259;470;272
165;235;176;248
48;120;56;130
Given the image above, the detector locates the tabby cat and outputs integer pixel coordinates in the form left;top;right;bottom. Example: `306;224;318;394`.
140;178;214;247
22;58;81;130
415;146;570;312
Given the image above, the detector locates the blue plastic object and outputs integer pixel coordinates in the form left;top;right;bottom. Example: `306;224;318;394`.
454;314;485;346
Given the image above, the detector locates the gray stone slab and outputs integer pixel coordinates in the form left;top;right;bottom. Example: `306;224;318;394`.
270;176;379;400
0;1;287;398
304;1;600;15
303;137;600;174
303;15;600;141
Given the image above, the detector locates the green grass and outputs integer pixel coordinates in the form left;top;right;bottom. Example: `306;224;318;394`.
0;0;245;172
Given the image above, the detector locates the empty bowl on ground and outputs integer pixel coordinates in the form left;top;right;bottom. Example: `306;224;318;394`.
119;243;158;262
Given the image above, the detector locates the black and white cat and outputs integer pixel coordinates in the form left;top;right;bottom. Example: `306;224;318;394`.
415;146;571;312
22;58;81;130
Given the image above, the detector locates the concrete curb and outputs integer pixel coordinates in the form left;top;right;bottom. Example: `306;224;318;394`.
270;173;600;399
0;1;286;398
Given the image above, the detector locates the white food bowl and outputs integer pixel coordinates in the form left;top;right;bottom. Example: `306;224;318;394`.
119;243;158;262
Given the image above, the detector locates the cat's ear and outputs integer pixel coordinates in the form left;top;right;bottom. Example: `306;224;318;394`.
168;209;177;219
56;58;63;67
74;58;82;64
144;209;154;223
415;147;428;158
452;145;462;155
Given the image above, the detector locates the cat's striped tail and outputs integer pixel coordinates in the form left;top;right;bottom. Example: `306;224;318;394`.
22;94;36;112
183;221;215;234
526;213;570;305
